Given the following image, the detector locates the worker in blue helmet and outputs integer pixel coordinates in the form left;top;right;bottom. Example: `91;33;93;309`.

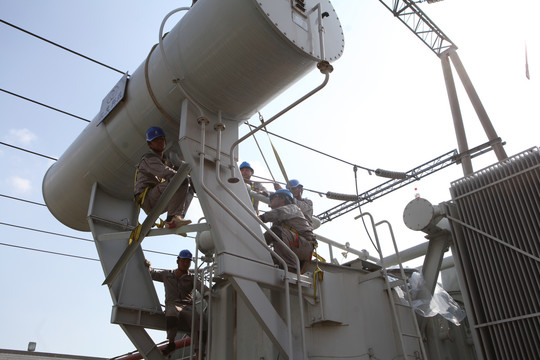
134;126;193;229
240;161;269;214
145;249;209;358
274;179;314;225
259;189;317;273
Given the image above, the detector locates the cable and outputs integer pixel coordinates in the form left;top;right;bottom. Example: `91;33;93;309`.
0;19;125;75
0;242;100;262
0;221;189;257
0;221;92;242
245;122;375;174
0;197;195;257
251;174;327;197
0;141;57;161
0;193;46;207
353;166;379;255
1;88;91;123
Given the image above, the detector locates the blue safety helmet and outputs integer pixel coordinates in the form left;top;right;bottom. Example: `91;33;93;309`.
239;161;254;173
146;126;166;142
286;179;302;190
178;249;193;260
270;189;294;203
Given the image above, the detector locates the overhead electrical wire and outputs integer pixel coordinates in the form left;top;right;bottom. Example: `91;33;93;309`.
0;141;58;161
0;196;189;258
0;19;125;75
0;88;91;123
245;122;375;174
0;242;100;262
0;193;46;207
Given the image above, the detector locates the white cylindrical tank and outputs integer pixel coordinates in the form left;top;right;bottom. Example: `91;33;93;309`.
42;0;344;231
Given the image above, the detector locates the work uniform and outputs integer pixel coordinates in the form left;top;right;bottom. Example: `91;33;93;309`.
134;152;190;218
295;197;314;225
260;203;317;272
149;268;208;349
246;180;269;214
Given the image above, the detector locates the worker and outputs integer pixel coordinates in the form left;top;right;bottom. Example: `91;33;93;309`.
134;126;192;229
274;179;313;225
259;189;317;273
145;250;209;359
240;161;269;213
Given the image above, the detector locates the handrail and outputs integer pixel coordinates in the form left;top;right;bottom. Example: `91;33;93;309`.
314;233;378;263
189;109;298;357
375;219;428;359
213;113;305;358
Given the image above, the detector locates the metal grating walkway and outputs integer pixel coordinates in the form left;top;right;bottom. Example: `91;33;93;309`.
448;147;540;360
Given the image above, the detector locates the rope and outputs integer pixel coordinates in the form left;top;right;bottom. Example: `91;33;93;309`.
257;112;291;189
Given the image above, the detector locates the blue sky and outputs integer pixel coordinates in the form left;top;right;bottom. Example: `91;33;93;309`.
1;0;539;357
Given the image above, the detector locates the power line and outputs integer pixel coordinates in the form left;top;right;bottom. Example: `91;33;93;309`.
0;193;46;207
1;88;91;123
1;221;93;242
1;19;126;75
245;122;375;174
0;141;57;161
0;221;184;258
0;196;192;258
0;242;100;262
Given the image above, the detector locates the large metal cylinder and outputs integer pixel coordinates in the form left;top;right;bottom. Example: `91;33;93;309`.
42;0;344;231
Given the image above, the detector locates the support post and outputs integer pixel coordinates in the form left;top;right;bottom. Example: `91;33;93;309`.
441;51;474;176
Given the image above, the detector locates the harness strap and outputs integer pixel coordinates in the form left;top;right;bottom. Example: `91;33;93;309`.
282;224;299;247
312;246;325;297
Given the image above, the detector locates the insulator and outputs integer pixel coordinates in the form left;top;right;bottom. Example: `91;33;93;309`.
326;192;359;201
375;168;407;179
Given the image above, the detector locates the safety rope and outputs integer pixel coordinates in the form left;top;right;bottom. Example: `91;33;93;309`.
257;112;291;190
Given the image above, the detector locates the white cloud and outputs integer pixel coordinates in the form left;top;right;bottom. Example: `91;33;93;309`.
8;176;32;194
7;128;37;146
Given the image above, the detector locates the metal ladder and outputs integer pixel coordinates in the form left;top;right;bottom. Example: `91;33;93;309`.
357;213;427;360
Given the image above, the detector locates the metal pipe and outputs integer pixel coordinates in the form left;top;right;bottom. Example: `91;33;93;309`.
378;241;430;267
228;68;331;181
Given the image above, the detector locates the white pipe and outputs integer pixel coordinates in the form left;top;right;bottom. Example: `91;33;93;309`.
228;69;331;181
378;241;430;267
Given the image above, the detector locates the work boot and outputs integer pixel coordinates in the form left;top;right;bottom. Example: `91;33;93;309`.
166;215;191;229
